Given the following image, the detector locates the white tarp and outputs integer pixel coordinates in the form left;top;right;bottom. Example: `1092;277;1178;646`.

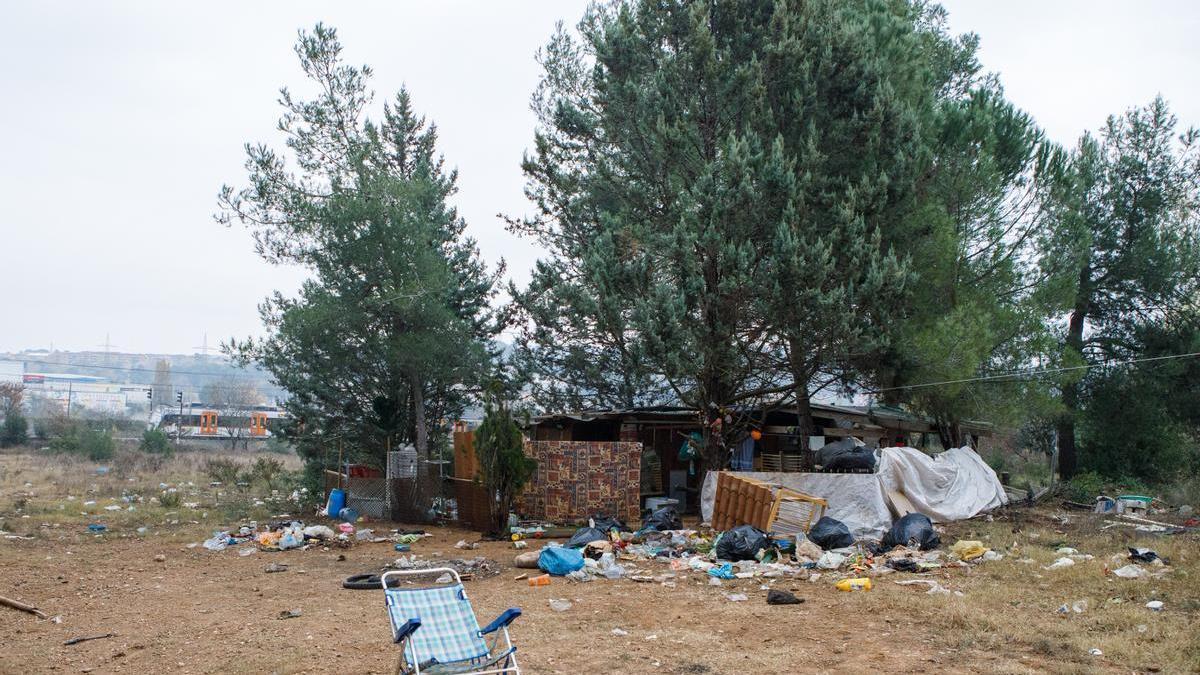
875;446;1008;522
700;471;893;539
700;446;1007;538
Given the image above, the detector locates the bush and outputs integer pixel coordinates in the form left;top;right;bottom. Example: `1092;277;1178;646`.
203;457;245;488
475;385;537;534
80;428;116;461
158;490;182;509
248;456;285;490
0;413;28;447
1064;471;1151;503
139;428;173;456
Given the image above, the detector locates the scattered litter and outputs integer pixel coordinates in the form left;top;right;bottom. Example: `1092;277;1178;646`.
895;579;949;595
835;578;872;592
87;524;107;533
302;525;335;540
951;540;987;560
708;577;723;586
1112;565;1146;579
277;609;302;620
548;598;572;612
1056;547;1078;555
1044;558;1075;570
980;550;1003;562
1072;600;1088;613
707;563;735;579
1128;548;1161;564
265;563;288;573
63;633;115;646
817;552;846;570
1088;648;1102;656
724;593;749;602
154;554;166;563
527;574;550;587
1145;601;1164;611
455;540;479;550
611;628;629;637
766;589;803;605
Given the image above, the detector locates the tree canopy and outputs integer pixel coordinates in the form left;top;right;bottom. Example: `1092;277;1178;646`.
219;25;501;471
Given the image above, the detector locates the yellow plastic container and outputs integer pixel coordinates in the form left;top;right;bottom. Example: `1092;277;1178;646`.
835;577;872;592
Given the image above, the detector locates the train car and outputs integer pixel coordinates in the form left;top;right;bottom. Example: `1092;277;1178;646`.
157;403;288;439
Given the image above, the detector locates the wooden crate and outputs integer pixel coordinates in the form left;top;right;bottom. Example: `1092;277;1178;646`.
712;472;827;533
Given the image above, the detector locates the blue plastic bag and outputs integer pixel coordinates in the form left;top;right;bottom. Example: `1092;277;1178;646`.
707;562;735;579
538;546;585;576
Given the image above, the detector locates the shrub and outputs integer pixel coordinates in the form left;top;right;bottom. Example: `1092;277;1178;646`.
158;490;182;509
475;385;536;534
139;428;173;456
80;428;116;461
248;456;285;491
203;457;245;488
0;413;28;447
1064;471;1151;503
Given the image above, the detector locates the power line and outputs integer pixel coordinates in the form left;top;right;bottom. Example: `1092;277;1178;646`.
867;351;1200;394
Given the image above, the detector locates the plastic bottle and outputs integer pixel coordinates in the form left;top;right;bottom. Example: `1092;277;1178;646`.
835;577;872;592
527;574;551;587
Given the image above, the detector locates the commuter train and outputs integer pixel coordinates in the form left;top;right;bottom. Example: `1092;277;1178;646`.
156;403;287;439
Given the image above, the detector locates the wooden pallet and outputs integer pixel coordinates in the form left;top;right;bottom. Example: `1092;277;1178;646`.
712;472;827;533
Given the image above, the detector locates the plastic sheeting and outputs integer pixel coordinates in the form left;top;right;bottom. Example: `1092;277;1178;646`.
700;446;1007;538
701;471;892;538
875;446;1008;522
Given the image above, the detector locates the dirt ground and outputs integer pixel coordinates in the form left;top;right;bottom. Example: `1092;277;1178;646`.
2;453;1198;673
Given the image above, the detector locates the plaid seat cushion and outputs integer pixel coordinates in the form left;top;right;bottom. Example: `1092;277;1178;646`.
386;584;489;665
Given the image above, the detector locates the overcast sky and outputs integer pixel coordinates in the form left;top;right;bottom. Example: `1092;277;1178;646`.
1;1;1197;355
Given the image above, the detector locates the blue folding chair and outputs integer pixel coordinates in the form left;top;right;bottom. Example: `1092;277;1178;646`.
381;568;522;675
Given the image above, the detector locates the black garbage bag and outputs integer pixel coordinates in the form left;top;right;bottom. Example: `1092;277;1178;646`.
566;526;607;549
716;524;770;561
808;516;855;550
642;506;683;532
817;438;877;471
591;515;627;533
880;513;940;551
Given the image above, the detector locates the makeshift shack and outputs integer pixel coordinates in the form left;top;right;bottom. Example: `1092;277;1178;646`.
528;404;994;518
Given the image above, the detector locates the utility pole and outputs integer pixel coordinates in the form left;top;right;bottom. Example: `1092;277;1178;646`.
66;382;73;419
176;391;184;446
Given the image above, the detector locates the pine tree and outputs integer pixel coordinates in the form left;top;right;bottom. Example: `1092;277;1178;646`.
512;0;974;463
218;25;500;470
1042;97;1200;478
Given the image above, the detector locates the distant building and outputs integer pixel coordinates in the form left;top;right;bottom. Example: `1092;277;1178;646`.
0;360;22;384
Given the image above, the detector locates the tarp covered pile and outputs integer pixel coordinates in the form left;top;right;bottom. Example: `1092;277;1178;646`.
700;446;1007;537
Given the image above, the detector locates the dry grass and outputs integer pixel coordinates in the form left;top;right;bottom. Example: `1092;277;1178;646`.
1;452;1197;673
899;512;1200;673
0;450;304;537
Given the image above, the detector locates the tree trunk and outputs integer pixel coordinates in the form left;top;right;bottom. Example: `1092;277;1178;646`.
411;374;427;459
788;340;815;444
936;419;963;449
1057;297;1088;480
